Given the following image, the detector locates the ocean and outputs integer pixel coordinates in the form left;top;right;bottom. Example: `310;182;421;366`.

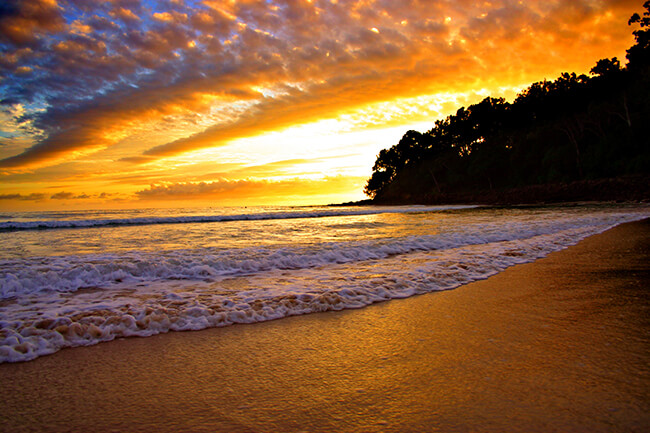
1;203;648;363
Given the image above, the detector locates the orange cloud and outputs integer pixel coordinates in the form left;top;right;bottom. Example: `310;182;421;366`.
108;7;140;23
135;176;366;202
0;0;643;203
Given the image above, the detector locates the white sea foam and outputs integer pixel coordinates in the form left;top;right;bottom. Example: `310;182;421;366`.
0;205;647;362
0;212;634;299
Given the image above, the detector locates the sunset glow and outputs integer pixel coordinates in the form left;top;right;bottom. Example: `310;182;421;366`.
0;0;640;210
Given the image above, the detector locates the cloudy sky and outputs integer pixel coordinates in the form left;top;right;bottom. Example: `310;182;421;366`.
0;0;641;210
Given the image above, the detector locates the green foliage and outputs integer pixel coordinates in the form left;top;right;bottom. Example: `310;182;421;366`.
364;2;650;201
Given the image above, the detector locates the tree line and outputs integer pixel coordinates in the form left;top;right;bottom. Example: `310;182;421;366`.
365;2;650;203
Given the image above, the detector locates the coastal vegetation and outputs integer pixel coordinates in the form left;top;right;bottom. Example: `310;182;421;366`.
365;2;650;204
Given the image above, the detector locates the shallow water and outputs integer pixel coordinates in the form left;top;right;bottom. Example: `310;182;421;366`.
1;203;648;362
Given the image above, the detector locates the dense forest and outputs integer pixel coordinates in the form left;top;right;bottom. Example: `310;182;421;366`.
365;2;650;204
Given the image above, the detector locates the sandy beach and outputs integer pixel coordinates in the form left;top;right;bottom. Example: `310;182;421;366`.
1;218;648;433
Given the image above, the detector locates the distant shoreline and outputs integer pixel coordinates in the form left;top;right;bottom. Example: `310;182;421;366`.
331;174;650;206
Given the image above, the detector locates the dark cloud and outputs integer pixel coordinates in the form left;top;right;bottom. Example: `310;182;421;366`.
0;188;123;202
0;192;46;200
0;126;111;168
118;155;155;164
0;0;65;45
48;191;92;199
0;193;21;199
50;191;75;199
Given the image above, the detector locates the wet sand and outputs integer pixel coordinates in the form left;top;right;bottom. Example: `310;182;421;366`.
1;219;649;433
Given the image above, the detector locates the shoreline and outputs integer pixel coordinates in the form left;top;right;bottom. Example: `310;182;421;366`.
1;219;649;432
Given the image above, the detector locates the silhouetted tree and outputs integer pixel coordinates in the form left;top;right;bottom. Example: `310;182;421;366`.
590;57;622;78
627;1;650;70
364;2;650;202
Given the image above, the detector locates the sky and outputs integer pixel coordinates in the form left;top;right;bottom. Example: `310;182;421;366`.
0;0;642;210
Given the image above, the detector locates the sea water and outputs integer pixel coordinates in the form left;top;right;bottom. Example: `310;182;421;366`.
1;203;648;362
